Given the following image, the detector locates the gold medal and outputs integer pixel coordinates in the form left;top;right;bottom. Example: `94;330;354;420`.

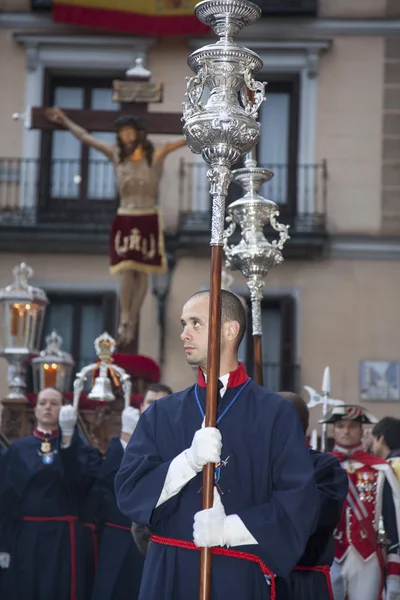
347;461;355;474
41;441;51;454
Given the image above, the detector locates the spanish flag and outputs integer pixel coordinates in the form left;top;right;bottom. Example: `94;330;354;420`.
52;0;209;36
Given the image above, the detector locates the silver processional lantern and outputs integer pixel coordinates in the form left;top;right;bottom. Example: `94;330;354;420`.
0;263;48;402
73;332;132;410
224;154;290;337
31;330;74;395
182;0;266;244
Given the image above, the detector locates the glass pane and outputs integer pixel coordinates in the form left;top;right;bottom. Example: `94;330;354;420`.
79;303;103;367
54;87;84;109
87;133;117;199
258;93;290;204
42;303;74;355
51;87;84;199
261;307;281;391
91;88;118;111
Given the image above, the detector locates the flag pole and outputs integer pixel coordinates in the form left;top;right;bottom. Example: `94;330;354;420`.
321;366;331;451
182;1;265;597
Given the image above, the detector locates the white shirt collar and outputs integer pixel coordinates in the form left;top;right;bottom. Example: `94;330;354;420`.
202;373;229;397
37;426;54;436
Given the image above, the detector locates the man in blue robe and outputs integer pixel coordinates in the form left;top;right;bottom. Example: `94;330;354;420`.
115;289;319;600
0;386;102;600
276;392;348;600
90;405;145;600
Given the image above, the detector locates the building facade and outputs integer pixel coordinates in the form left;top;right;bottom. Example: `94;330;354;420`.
0;0;400;432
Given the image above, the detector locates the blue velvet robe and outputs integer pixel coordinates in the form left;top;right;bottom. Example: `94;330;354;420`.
91;436;144;600
115;379;319;600
0;429;101;600
276;449;348;599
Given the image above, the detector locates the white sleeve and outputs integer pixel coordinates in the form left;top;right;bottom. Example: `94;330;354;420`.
224;514;258;547
155;450;198;508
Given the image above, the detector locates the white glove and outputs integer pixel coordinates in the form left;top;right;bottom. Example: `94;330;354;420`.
121;407;140;435
194;487;226;547
386;578;400;600
0;552;10;569
59;405;77;437
185;427;222;473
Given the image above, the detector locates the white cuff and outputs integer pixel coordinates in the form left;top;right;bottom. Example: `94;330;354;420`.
224;514;258;547
155;450;198;508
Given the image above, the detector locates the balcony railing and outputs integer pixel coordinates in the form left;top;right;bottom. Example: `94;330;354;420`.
0;157;327;250
179;159;327;236
0;158;118;229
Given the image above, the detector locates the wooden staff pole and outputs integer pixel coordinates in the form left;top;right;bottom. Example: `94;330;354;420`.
253;334;263;386
199;245;223;600
77;413;92;446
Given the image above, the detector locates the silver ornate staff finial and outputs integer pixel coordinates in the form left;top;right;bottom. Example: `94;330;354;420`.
223;158;290;335
182;0;265;246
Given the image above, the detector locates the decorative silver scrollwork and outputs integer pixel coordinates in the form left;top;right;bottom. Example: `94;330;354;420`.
240;66;266;119
270;211;290;250
183;65;207;121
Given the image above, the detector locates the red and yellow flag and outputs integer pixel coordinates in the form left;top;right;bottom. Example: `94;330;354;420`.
52;0;209;36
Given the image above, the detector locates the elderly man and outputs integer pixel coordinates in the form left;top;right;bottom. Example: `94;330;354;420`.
115;289;319;600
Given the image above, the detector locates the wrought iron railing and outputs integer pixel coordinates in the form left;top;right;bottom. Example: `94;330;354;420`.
178;159;328;234
0;158;118;227
0;157;327;238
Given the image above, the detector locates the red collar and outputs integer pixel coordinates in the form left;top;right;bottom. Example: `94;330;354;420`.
306;439;311;449
332;443;386;467
33;427;60;440
197;362;249;389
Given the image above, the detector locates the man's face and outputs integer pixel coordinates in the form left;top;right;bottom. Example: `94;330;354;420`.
140;390;169;414
333;419;362;447
118;126;140;155
34;388;62;430
180;295;209;369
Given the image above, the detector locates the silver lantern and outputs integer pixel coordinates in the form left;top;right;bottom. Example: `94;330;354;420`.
182;0;266;247
31;330;74;395
224;154;290;336
0;263;48;402
73;332;132;409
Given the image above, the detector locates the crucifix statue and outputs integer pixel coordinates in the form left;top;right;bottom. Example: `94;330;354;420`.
21;59;185;352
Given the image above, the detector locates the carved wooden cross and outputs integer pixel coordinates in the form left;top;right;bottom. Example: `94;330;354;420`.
26;59;183;136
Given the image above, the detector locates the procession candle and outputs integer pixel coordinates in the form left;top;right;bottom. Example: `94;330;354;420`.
11;304;20;336
43;363;58;388
22;304;30;338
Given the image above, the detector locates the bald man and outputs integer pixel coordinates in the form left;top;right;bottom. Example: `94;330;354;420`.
115;290;319;600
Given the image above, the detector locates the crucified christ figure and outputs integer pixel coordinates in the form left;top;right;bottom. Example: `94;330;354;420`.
45;108;186;347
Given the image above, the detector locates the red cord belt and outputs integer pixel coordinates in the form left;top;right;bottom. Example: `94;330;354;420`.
23;515;78;600
105;522;131;532
151;534;276;600
294;565;333;599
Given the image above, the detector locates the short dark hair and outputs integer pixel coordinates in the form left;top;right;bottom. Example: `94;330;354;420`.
141;383;173;404
189;289;247;350
279;391;309;435
373;417;400;451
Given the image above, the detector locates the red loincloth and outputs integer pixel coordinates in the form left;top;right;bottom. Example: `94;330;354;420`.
109;207;167;275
